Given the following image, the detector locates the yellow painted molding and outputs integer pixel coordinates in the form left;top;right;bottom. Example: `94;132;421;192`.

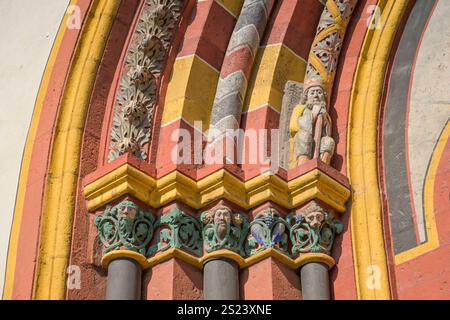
34;0;120;300
101;250;149;270
348;0;410;300
161;55;219;129
201;250;246;267
84;164;350;213
101;248;335;271
294;252;335;269
394;121;448;265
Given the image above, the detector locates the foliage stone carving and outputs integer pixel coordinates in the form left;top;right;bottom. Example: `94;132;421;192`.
109;0;183;161
94;200;154;256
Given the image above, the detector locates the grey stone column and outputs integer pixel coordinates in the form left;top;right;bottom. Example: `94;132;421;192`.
203;259;239;300
106;258;142;300
300;262;330;300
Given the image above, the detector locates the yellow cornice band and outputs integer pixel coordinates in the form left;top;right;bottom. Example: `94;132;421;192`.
34;0;120;300
348;0;410;300
84;165;350;213
101;248;336;271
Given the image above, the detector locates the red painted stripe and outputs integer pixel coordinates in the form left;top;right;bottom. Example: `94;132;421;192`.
177;0;236;70
262;0;323;60
220;46;255;79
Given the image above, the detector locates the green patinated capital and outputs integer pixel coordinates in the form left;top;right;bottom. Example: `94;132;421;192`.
245;208;290;257
148;208;202;256
200;205;248;255
287;201;343;255
94;200;154;256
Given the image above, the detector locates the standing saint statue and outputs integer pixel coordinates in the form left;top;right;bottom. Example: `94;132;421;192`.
289;78;335;166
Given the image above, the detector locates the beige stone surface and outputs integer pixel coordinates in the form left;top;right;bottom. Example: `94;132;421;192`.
409;0;450;243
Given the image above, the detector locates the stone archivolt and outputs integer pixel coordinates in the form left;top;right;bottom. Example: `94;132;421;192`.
94;199;343;270
108;0;183;162
87;0;356;296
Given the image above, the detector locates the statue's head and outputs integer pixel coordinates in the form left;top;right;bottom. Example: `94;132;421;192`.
301;78;326;106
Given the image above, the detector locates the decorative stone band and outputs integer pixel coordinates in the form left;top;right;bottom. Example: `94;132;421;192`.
209;0;276;134
83;163;350;213
101;248;336;272
305;0;358;96
95;201;341;272
108;0;184;162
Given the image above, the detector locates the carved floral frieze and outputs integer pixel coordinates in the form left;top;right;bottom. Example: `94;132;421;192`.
94;202;343;260
148;207;203;256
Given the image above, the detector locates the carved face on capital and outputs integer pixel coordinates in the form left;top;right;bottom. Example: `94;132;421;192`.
304;210;325;229
300;201;327;229
117;203;138;220
214;207;232;238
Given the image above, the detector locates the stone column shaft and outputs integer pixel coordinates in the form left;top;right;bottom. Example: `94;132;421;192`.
300;262;330;300
106;258;142;300
203;259;239;300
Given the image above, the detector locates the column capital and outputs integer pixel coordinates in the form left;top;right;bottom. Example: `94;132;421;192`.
288;200;343;256
245;207;290;257
200;205;249;255
94;200;155;257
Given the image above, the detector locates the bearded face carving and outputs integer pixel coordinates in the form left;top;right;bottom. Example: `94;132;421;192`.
213;206;232;239
200;205;247;254
117;203;138;220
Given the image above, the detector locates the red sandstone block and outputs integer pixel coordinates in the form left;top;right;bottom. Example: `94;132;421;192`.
177;0;235;70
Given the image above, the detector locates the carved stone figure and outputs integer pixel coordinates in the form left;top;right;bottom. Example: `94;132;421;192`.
94;200;154;255
301;201;327;229
245;208;289;257
290;78;335;165
200;205;248;254
287;201;343;255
